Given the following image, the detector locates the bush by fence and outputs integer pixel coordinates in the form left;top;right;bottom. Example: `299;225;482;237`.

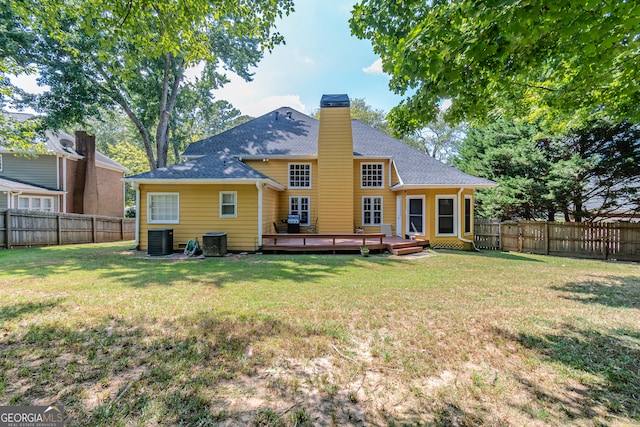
0;209;135;249
475;219;640;261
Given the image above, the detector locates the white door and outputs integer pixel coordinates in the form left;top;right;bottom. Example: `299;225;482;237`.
406;196;425;235
396;195;402;236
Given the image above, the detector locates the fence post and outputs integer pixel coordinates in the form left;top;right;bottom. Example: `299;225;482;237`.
5;210;11;249
92;216;97;243
545;222;550;255
499;221;503;251
604;223;610;260
518;223;523;253
121;218;125;241
57;214;62;246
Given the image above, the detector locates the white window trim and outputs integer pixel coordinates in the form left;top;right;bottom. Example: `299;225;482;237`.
436;195;457;236
147;192;180;224
220;191;238;218
288;162;312;189
360;162;385;189
289;196;310;226
0;154;3;172
17;195;55;212
464;195;473;235
406;195;425;235
362;196;383;226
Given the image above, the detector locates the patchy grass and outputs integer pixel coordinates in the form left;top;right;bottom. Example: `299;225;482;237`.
1;242;639;425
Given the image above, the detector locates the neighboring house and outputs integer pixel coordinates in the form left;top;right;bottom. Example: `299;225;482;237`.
125;94;496;252
0;113;128;217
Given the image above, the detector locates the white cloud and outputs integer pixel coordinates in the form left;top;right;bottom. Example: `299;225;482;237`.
362;58;384;75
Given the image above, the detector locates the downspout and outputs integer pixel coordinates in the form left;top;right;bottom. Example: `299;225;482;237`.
134;183;140;250
62;156;67;213
256;181;263;251
457;187;479;251
8;190;22;208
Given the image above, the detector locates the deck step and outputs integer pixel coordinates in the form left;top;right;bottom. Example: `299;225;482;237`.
391;246;424;256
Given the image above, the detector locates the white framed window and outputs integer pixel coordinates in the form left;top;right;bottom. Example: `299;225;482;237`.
436;195;456;236
288;163;312;188
362;196;383;226
0;154;3;171
220;191;237;218
147;192;179;224
464;195;472;235
17;196;54;212
361;162;384;188
289;196;310;226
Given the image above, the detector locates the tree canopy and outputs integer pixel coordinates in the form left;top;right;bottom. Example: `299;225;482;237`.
7;0;293;168
455;119;640;221
350;1;640;133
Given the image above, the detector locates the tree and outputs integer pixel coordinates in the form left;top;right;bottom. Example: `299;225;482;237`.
312;97;390;133
404;112;467;163
454;119;553;220
0;1;40;151
11;0;293;169
350;1;640;133
455;118;640;221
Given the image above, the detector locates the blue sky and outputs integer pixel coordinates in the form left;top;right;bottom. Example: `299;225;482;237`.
14;0;405;118
211;0;404;116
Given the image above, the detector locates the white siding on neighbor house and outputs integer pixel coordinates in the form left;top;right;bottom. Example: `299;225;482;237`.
1;153;59;189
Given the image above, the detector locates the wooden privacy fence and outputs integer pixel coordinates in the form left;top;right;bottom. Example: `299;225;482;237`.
0;209;135;249
475;219;640;261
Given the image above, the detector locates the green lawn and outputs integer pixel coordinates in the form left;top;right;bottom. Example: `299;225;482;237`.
1;242;639;426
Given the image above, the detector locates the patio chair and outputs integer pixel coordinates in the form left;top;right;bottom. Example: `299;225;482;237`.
306;218;318;233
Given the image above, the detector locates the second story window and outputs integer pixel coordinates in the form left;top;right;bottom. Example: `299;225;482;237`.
361;162;384;188
289;163;311;188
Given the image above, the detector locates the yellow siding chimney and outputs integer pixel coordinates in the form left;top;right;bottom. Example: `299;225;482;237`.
317;94;354;233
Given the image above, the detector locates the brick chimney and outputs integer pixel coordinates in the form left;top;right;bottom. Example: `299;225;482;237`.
74;131;99;215
317;94;354;233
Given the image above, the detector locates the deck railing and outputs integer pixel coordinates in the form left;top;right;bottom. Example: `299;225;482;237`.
262;233;386;249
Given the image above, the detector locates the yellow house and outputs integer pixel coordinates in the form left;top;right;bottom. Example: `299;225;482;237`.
125;94;495;253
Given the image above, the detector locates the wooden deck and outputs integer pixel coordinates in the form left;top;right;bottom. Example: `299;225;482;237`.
261;233;429;255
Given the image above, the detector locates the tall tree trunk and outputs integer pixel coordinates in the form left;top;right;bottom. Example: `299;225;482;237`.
155;55;184;168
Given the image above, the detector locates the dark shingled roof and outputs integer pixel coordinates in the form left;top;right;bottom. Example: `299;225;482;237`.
0;176;64;193
181;107;494;187
127;151;278;182
184;108;318;158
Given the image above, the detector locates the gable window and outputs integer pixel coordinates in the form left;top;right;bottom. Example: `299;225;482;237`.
147;192;179;224
361;163;384;188
289;196;310;225
362;196;383;226
289;163;311;188
220;191;237;218
18;196;54;212
436;195;456;235
464;196;472;234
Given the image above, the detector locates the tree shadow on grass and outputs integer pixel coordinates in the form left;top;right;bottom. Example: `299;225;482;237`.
494;323;640;423
1;243;401;288
551;275;640;309
0;299;64;327
437;249;546;262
